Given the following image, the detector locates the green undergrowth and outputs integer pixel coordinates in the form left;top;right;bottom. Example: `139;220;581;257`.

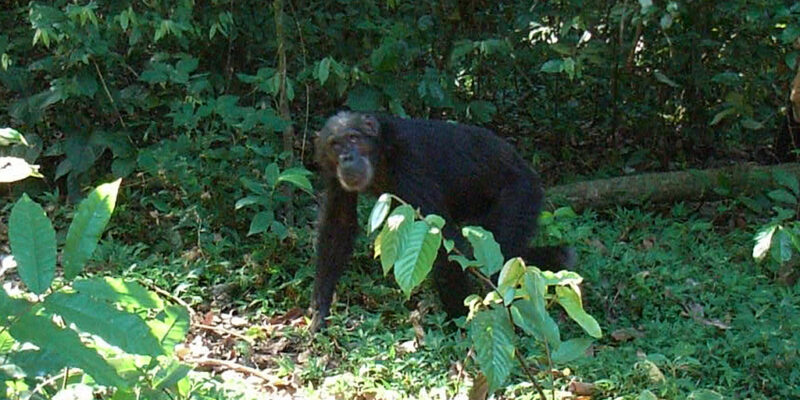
95;199;799;399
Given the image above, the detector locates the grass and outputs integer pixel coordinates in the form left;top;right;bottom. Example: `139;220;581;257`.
98;199;799;399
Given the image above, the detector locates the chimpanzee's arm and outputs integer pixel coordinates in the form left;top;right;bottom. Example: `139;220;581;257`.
309;185;359;332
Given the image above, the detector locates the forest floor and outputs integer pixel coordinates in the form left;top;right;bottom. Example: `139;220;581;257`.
112;200;799;399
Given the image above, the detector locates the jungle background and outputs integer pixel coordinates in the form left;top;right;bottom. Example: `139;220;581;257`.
1;0;800;399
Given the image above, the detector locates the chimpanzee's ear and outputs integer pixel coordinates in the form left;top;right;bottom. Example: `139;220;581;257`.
362;115;380;137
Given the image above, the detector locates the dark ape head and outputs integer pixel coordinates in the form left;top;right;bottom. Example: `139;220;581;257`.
316;112;381;192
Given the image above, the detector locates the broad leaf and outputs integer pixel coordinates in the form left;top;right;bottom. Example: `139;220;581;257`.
8;348;66;377
368;193;392;233
277;169;313;194
512;271;560;346
753;224;777;261
234;195;265;210
43;292;163;356
149;305;190;356
248;210;275;236
555;286;602;338
550;337;593;364
0;289;30;321
73;277;163;309
423;214;445;229
767;188;797;205
394;221;441;297
540;59;564;73
0;127;28;146
497;258;525;305
63;179;121;279
470;307;516;393
375;205;414;275
687;389;724;400
0;157;42;183
154;360;192;391
264;163;280;187
9;194;56;294
511;299;561;347
654;70;680;87
770;227;793;264
462;226;504;276
318;57;331;85
9;313;127;388
772;168;800;196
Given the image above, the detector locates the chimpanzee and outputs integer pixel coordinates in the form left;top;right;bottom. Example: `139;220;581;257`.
310;111;574;332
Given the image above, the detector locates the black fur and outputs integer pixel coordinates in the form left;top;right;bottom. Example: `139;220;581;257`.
310;112;573;331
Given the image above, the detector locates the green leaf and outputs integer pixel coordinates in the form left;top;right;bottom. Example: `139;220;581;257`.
0;127;28;146
8;348;66;377
63;179;121;280
234;195;265;210
462;226;504;276
449;254;483;270
276;170;313;194
376;205;414;275
443;239;455;253
0;289;30;321
318;57;331;86
687;389;724;400
540;59;564;74
555;286;602;338
553;206;578;219
248;210;275;236
469;307;516;393
767;188;797;205
511;299;560;346
264;163;280;187
753;224;777;261
0;330;14;353
154;360;192;390
770;227;793;264
9;313;127;388
394;221;441;297
772;169;800;196
424;214;445;229
740;118;763;130
73;277;163;309
512;271;560;346
709;107;736;126
9;194;56;294
550;337;593;364
638;390;658;400
497;258;525;305
368;193;392;233
149;305;190;356
0;157;43;182
43;292;163;356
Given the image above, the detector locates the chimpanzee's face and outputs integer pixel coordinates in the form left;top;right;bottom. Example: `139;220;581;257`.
317;112;380;192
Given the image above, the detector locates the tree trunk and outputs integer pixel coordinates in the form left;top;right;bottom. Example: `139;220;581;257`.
547;163;800;211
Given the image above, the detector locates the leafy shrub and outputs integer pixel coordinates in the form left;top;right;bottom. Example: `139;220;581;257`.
1;180;190;399
368;193;601;394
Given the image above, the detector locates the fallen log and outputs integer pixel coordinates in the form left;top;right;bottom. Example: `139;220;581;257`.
547;163;800;211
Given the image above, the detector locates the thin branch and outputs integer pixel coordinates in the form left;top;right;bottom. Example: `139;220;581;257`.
187;357;273;382
195;323;255;344
93;60;127;129
138;279;197;318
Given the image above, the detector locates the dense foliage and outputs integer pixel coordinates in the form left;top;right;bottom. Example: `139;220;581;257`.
1;0;800;399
